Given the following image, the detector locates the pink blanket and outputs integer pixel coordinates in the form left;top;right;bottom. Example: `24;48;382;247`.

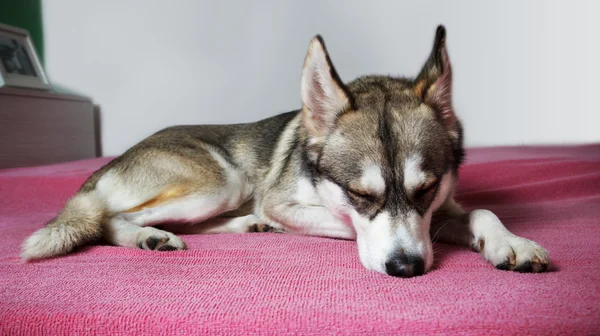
1;145;599;335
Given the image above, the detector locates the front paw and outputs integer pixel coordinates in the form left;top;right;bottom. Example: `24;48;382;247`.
477;235;549;273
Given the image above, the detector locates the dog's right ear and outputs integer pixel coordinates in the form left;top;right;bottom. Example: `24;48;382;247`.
301;35;351;141
415;25;458;139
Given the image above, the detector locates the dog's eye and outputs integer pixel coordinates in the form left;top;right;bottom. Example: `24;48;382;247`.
347;189;377;203
414;180;439;199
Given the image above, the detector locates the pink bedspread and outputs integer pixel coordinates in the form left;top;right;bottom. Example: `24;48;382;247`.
1;145;599;335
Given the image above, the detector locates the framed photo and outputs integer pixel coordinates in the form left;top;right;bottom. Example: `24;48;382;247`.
0;23;50;90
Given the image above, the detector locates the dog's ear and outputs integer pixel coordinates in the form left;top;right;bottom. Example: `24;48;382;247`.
415;25;458;138
301;35;351;140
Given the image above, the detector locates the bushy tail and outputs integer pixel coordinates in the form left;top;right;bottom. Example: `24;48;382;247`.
21;191;106;261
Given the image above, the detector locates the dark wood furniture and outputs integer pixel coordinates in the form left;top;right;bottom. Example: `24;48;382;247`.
0;87;98;169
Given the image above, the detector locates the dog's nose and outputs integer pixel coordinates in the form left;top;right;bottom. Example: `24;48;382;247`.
385;254;425;278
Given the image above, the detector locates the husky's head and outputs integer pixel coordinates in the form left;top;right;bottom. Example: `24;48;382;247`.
301;26;464;277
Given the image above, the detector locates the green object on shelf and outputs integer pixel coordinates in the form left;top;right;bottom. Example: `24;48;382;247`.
0;0;44;65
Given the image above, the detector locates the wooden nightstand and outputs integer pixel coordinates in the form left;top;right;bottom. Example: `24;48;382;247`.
0;87;98;169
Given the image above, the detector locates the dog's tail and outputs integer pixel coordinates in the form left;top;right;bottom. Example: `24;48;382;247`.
21;190;106;261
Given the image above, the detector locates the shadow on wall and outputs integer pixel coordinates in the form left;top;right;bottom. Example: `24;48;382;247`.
93;104;102;157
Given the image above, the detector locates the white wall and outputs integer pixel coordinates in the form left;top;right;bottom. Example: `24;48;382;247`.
43;0;600;156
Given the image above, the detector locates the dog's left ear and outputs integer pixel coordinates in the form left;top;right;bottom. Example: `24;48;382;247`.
301;35;351;141
415;25;458;139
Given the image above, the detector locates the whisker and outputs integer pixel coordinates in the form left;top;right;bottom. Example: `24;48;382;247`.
430;218;449;245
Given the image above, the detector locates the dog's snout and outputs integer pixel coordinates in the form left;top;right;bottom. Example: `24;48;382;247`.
385;253;425;278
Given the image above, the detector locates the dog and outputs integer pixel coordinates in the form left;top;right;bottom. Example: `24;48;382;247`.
21;26;549;277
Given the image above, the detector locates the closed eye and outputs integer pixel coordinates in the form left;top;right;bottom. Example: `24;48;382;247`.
347;189;378;203
414;180;439;199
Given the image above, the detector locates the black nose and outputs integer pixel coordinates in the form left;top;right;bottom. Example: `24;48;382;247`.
385;254;425;278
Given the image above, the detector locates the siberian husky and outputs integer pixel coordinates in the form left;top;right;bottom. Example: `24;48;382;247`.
22;26;549;277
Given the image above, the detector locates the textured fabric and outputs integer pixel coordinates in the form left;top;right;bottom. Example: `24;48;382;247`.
1;145;599;335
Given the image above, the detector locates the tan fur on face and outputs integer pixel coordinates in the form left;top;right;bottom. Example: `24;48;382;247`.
414;79;427;99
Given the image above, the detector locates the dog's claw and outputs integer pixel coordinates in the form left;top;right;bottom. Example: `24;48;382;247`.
508;251;516;266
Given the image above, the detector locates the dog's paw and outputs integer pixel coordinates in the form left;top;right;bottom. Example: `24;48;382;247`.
477;234;549;272
137;227;187;251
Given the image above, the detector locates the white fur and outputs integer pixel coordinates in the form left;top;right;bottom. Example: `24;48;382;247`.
353;211;395;273
209;148;253;205
21;192;104;261
396;212;426;253
409;210;435;271
104;217;141;248
272;206;354;239
21;226;78;261
353;210;433;274
315;179;353;226
267;179;354;239
122;193;229;226
202;215;269;234
360;163;386;195
104;216;185;250
167;215;271;234
403;154;426;192
469;209;549;266
295;178;321;206
96;156;195;213
96;171;145;212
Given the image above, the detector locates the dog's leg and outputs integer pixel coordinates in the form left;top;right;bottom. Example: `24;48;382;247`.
431;199;549;272
160;215;283;234
119;190;247;227
263;204;355;239
97;146;253;230
103;216;187;251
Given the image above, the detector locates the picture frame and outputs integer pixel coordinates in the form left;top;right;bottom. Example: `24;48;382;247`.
0;23;50;90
